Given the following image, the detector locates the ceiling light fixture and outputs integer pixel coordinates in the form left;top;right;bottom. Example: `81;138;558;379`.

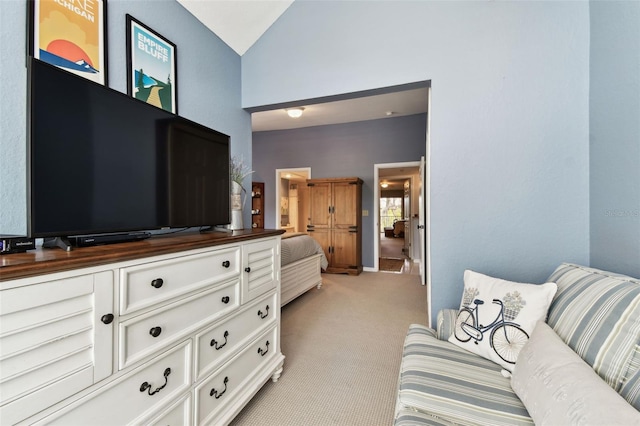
286;107;305;118
380;182;389;188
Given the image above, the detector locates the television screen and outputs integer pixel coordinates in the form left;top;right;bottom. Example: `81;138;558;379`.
27;58;230;238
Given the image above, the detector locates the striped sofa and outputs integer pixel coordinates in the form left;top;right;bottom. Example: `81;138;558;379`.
394;263;640;425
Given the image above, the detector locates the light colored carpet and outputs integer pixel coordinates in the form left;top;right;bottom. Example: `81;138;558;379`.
230;272;428;426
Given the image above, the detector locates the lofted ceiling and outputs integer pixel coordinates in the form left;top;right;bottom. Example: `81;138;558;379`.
176;0;294;56
178;0;429;132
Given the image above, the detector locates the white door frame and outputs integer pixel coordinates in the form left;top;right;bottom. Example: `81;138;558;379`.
424;86;432;327
275;167;311;229
373;161;420;271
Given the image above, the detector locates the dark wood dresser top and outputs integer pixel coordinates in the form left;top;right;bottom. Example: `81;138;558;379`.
0;229;285;282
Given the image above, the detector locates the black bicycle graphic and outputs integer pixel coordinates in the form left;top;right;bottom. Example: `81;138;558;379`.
454;298;528;364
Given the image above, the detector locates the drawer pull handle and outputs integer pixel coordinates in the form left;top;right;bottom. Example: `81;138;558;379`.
101;313;114;324
222;260;230;268
210;376;229;399
140;368;171;396
210;330;229;350
149;327;162;338
221;296;230;304
258;305;269;319
244;267;251;273
151;278;164;289
258;340;270;357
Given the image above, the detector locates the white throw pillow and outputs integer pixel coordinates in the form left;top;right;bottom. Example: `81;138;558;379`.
512;321;640;425
448;270;557;371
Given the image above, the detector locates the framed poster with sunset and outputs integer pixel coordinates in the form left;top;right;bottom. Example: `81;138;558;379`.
126;15;177;114
28;0;108;85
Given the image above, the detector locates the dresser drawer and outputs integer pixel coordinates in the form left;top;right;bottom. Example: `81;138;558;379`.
195;292;277;379
195;326;277;425
146;393;192;426
45;341;191;426
119;281;239;369
120;247;241;315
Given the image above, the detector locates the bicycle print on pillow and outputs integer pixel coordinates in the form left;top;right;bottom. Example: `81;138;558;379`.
453;288;529;365
448;270;557;371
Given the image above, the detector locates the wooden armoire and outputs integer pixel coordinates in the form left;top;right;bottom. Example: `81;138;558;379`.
306;177;363;275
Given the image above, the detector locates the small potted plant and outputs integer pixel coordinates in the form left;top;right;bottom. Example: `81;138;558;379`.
229;155;254;230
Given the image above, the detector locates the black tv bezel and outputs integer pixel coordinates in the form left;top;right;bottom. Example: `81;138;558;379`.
26;57;231;239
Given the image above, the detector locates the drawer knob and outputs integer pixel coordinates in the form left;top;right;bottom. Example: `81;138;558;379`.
101;313;114;324
221;296;230;304
140;367;171;396
244;267;251;273
210;376;229;399
258;305;269;319
151;278;164;289
258;340;270;357
222;260;230;268
149;327;162;338
210;330;229;350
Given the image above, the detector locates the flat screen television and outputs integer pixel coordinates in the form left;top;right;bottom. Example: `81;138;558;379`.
27;58;230;243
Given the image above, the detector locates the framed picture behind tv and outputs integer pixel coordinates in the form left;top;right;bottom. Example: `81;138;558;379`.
126;14;178;114
27;0;108;85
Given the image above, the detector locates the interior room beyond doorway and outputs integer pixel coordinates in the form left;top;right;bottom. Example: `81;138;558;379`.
377;163;420;274
275;168;311;233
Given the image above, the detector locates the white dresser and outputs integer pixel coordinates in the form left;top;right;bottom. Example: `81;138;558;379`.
0;230;285;426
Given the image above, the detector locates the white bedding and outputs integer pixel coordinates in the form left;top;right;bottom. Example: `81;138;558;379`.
281;232;328;270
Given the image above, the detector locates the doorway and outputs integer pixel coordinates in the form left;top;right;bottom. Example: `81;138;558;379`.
374;162;420;274
275;168;311;232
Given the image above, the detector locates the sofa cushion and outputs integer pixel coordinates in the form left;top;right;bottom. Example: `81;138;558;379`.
512;321;640;425
546;263;640;393
398;324;533;426
394;408;457;426
448;270;557;371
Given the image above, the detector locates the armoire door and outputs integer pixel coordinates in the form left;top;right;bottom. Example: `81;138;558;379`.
331;229;358;269
307;182;331;230
308;228;331;263
331;181;358;229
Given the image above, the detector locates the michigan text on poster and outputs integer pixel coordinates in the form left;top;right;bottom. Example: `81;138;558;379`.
54;0;96;23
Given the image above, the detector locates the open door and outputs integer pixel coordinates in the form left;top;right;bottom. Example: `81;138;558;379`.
418;156;426;285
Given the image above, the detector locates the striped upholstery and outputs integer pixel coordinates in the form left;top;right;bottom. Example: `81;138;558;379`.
396;324;533;426
546;263;640;395
619;348;640;410
395;408;456;426
436;309;458;340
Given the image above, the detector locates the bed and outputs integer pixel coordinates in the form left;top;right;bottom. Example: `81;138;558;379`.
280;232;328;306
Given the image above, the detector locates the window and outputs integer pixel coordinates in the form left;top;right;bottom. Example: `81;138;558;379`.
380;197;403;233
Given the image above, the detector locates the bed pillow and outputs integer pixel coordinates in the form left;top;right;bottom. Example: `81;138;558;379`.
512;321;640;425
448;270;557;371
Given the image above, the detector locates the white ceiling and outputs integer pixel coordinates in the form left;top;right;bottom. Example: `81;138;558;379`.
178;0;429;132
251;88;430;132
177;0;294;56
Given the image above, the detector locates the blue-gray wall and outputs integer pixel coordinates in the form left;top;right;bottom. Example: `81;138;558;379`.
253;114;427;267
589;1;640;279
0;0;252;235
243;1;591;325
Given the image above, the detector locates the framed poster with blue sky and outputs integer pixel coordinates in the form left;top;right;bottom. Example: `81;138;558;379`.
28;0;108;85
126;14;177;114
